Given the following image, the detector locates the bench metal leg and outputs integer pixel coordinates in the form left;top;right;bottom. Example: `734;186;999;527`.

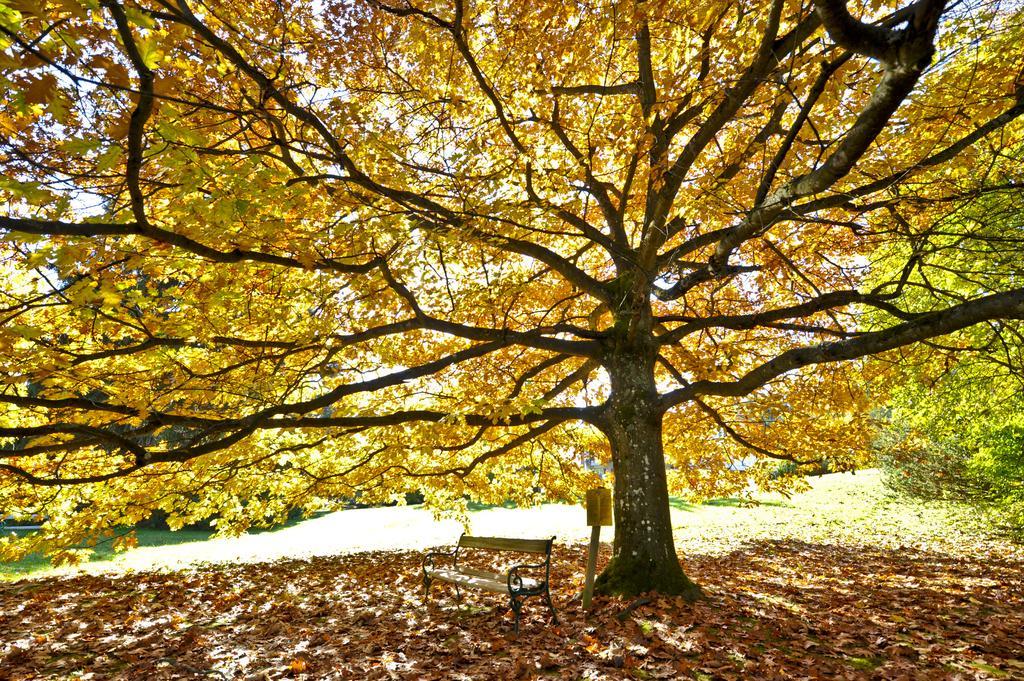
510;595;522;635
543;588;558;624
454;583;462;604
423;575;432;600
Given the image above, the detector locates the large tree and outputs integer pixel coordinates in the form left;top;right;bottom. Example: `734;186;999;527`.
1;0;1023;593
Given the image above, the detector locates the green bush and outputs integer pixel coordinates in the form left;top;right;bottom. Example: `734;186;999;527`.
877;386;1024;541
768;459;832;480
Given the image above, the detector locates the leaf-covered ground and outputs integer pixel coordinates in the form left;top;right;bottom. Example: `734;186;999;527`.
3;473;1023;679
2;538;1022;680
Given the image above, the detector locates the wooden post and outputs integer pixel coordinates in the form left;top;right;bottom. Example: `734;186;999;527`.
582;487;612;610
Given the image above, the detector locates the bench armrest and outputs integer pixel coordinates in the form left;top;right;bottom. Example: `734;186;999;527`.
507;559;549;592
422;548;458;573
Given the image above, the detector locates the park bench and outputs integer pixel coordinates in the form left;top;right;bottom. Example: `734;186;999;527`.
422;534;558;633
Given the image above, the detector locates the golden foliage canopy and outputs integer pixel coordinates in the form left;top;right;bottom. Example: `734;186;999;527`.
1;0;1023;561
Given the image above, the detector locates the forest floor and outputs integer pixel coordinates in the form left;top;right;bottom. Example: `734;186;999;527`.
1;471;1022;679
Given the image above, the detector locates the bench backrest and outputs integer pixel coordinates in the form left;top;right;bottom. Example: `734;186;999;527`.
457;535;552;555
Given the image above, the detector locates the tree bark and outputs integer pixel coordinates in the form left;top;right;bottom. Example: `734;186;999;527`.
593;330;703;599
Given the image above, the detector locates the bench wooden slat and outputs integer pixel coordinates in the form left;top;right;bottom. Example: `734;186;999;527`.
425;567;541;593
426;568;508;593
458;566;504;581
458;535;551;554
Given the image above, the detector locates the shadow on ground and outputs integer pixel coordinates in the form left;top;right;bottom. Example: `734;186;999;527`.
1;539;1021;679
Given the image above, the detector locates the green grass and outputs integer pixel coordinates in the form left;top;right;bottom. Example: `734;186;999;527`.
0;470;992;580
846;656;883;671
667;469;983;557
1;528;214;578
669;496;789;510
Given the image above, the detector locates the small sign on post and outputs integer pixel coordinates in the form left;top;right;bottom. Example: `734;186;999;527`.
582;487;612;610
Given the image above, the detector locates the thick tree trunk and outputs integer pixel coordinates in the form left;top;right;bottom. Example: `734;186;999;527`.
593;342;703;599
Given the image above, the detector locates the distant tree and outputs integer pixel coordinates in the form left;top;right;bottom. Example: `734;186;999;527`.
875;186;1024;539
2;0;1024;594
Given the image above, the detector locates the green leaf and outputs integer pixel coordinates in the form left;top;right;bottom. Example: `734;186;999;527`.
95;145;123;173
60;137;103;154
137;36;163;70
